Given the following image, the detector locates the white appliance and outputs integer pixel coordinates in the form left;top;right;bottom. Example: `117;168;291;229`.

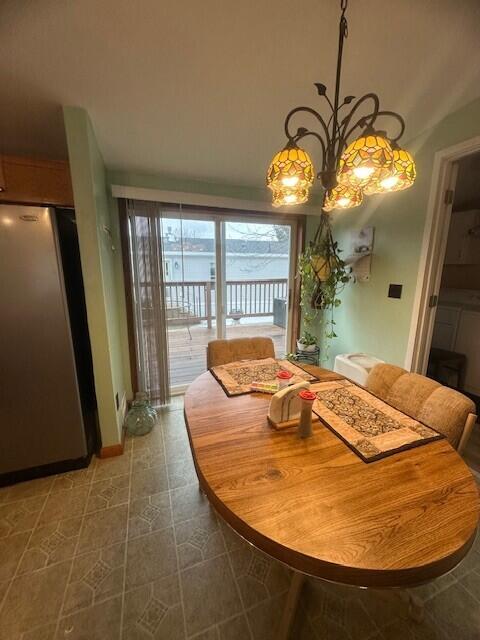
334;353;384;385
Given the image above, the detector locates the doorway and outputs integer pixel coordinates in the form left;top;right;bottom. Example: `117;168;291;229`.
407;135;480;373
407;139;480;472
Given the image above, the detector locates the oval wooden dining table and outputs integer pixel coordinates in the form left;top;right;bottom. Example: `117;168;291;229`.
184;365;479;639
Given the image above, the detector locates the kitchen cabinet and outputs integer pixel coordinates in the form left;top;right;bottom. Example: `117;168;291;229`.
0;155;74;207
444;210;480;265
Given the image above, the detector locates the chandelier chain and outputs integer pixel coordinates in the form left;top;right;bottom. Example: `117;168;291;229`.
340;0;348;37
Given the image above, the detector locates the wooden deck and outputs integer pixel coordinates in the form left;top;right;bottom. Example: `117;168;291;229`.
168;321;286;387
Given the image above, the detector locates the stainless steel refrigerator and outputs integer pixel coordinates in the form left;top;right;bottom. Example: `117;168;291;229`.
0;205;98;482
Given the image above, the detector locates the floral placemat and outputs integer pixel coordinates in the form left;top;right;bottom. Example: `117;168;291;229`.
210;357;317;397
311;379;443;462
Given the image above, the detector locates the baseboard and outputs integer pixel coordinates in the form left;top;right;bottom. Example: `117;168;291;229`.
99;443;124;459
99;394;129;459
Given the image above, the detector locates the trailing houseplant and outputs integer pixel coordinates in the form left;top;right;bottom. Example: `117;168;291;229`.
296;330;318;353
297;213;350;359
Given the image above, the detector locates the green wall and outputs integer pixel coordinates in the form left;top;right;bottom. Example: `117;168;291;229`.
63;107;126;447
307;97;480;369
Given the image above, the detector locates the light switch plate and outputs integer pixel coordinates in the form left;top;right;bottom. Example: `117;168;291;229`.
388;284;402;299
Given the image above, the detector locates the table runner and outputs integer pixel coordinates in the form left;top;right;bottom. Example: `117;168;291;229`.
311;379;443;462
210;357;317;397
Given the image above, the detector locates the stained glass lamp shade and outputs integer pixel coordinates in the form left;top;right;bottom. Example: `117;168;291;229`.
271;187;309;207
363;147;416;194
267;145;314;207
337;134;394;189
323;183;363;212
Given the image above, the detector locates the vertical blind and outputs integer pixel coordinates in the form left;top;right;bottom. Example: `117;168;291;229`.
127;200;170;405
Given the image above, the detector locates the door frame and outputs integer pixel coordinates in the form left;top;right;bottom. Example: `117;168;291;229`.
405;135;480;374
215;218;225;340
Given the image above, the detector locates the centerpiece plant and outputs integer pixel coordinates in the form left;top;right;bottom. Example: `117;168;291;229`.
297;213;350;359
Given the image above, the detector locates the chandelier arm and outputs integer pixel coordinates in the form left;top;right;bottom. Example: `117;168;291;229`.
295;130;327;171
325;96;356;146
284;106;331;149
326;96;349;124
324;94;335;112
374;110;406;142
326;105;343;141
337;92;380;155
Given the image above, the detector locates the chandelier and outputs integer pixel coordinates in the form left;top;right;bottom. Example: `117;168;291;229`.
267;0;416;211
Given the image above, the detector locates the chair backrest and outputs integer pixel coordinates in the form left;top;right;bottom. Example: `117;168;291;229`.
207;337;275;369
366;363;476;451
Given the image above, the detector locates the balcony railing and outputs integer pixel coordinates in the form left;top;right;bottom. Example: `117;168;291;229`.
140;278;289;328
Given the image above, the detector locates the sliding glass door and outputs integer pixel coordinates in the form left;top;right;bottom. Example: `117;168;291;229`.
128;203;298;395
223;221;291;358
160;217;218;388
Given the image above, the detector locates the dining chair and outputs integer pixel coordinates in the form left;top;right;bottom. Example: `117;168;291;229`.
366;363;477;454
206;337;275;369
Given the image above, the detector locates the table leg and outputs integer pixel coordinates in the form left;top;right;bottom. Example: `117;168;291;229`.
407;592;424;623
276;571;306;640
397;590;424;623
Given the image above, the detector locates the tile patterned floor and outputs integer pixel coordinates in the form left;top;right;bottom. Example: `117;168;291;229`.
0;397;479;640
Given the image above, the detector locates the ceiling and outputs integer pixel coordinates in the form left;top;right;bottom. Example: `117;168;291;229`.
2;0;480;189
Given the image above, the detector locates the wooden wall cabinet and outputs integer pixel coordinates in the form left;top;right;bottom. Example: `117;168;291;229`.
0;155;74;207
444;210;480;265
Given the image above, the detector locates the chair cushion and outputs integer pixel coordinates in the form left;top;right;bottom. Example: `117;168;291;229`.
365;363;406;398
386;373;441;418
417;386;476;447
207;337;275;368
366;363;476;448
